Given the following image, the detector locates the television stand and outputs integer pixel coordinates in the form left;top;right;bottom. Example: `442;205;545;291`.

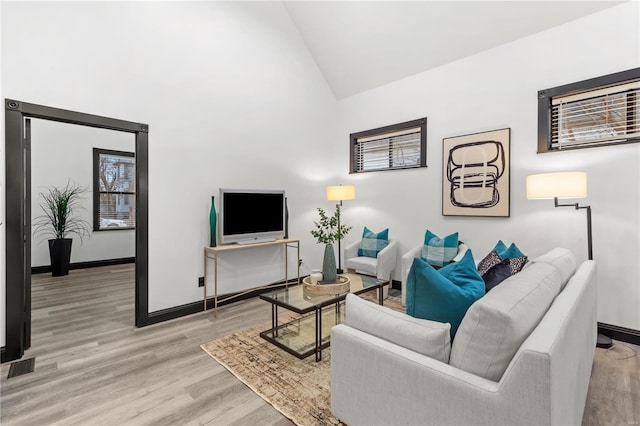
236;237;277;245
203;238;300;316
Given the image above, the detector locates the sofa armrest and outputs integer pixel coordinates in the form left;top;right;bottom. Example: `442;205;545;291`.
330;324;553;426
375;239;398;281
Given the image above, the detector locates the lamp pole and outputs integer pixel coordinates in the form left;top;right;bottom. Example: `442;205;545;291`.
554;197;592;260
554;198;610;347
336;200;343;274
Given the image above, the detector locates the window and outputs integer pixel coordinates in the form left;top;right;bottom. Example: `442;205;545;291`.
350;118;427;173
93;148;135;230
538;68;640;153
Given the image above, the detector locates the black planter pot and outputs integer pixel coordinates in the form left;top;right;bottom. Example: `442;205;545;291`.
48;238;73;277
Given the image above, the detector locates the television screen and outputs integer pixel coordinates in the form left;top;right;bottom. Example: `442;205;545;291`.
219;189;285;244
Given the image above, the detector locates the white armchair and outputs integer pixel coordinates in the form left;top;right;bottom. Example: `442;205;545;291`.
344;239;398;299
401;243;469;306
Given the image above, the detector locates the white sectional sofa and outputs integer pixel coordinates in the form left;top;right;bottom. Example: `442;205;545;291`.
330;248;597;425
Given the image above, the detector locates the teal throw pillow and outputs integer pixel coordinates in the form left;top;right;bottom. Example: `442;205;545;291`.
421;230;459;268
493;240;508;255
492;240;525;259
500;243;526;259
406;250;485;339
357;227;389;258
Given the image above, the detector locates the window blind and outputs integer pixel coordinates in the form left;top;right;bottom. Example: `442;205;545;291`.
551;80;640;149
355;127;422;172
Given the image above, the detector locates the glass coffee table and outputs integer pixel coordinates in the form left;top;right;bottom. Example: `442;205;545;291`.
259;273;389;361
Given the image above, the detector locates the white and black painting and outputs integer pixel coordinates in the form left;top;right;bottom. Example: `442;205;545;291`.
442;128;510;217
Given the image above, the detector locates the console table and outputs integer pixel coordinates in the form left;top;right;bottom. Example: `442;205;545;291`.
203;238;300;316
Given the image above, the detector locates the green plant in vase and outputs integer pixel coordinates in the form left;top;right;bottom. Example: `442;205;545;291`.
311;206;351;283
34;181;91;276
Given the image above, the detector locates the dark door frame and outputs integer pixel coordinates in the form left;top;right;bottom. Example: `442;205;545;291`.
3;99;149;362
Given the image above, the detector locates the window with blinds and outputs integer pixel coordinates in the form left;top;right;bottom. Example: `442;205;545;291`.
93;148;136;231
350;118;427;173
538;68;640;153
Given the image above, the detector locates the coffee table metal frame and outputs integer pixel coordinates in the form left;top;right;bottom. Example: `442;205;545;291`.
259;274;389;362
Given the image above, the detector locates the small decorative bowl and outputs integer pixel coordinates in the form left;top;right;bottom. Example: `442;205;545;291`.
302;275;351;296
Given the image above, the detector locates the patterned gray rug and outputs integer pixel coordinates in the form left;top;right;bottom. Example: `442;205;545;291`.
201;294;404;426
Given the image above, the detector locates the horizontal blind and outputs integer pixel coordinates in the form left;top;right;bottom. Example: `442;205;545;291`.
355;127;421;171
551;81;640;149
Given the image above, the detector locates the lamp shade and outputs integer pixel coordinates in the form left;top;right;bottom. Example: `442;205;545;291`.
326;185;356;201
526;172;587;199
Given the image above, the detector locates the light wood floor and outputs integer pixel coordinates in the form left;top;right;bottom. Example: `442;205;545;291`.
1;265;638;425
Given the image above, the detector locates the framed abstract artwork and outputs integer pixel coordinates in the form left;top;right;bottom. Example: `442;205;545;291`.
442;128;510;217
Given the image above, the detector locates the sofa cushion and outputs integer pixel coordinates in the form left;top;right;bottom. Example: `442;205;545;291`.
482;259;512;292
478;248;528;277
492;240;526;259
344;294;451;363
450;261;563;382
345;255;377;276
506;255;528;275
357;227;389;258
421;230;459;268
406;250;485;338
532;247;576;290
477;250;502;276
499;242;526;259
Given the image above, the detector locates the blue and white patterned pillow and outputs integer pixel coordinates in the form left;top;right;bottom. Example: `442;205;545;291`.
421;230;459;268
357;227;389;258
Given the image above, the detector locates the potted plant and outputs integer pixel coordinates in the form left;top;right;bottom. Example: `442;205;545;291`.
310;206;351;283
34;181;91;276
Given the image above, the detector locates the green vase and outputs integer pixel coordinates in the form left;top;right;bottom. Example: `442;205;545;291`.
322;244;337;283
209;195;217;247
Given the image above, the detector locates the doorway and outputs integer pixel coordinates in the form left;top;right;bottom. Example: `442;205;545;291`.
3;99;149;362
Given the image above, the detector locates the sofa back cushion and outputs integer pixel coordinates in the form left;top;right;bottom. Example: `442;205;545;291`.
531;247;576;290
449;261;563;382
344;294;451;363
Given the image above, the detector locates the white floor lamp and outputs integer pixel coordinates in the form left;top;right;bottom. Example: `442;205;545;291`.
326;184;355;274
526;171;612;349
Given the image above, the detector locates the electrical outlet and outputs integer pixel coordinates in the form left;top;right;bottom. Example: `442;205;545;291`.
198;276;204;287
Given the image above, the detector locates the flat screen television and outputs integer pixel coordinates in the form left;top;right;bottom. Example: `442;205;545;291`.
219;188;285;245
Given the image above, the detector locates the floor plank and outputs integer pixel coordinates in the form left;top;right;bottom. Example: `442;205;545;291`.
1;265;293;426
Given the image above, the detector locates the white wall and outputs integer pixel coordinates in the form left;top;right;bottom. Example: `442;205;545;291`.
337;2;640;330
30;119;135;267
2;2;638;350
1;1;338;347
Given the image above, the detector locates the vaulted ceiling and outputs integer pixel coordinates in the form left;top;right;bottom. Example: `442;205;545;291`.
283;1;626;99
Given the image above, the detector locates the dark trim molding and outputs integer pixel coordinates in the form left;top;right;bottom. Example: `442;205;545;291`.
31;257;135;275
146;279;297;326
598;322;640;346
4;98;149;362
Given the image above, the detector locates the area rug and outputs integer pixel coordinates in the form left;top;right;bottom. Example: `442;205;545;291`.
201;294;404;426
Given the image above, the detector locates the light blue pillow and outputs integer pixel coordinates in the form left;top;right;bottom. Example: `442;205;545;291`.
493;240;526;259
406;250;485;339
357;227;389;258
421;230;459;268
